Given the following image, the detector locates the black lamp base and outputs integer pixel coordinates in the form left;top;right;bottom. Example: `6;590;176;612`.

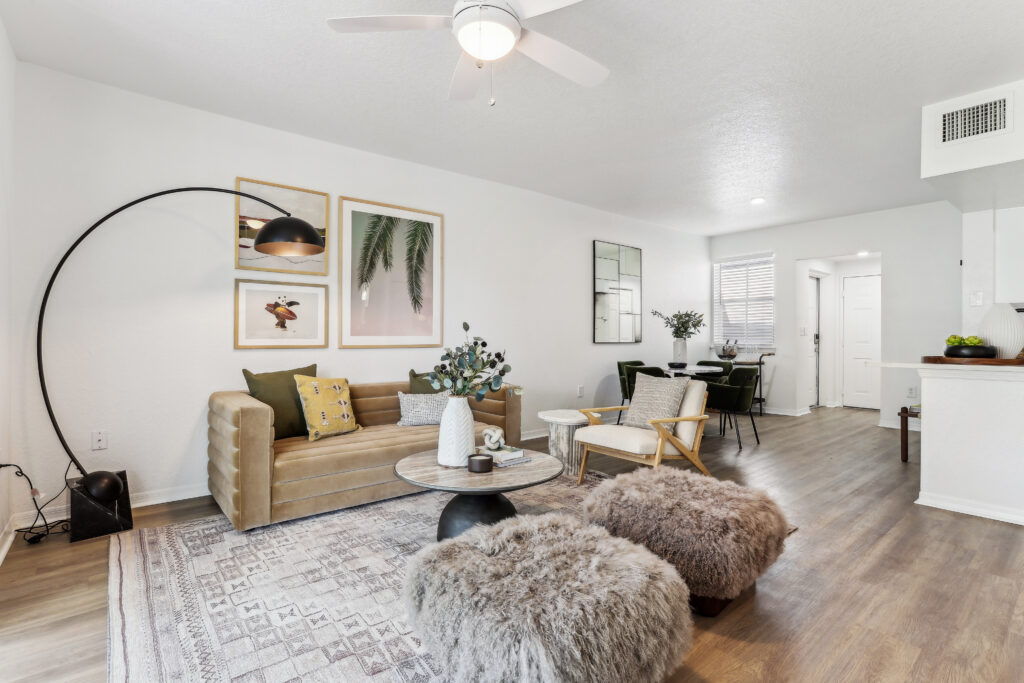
67;470;133;542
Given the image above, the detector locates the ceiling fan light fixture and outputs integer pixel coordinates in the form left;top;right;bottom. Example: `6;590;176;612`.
453;3;521;61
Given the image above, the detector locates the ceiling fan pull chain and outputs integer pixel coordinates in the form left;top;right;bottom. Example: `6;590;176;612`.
489;63;497;107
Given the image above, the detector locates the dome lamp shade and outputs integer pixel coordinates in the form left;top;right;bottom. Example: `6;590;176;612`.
253;216;325;256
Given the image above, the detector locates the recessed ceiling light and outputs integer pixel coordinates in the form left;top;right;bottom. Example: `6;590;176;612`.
857;250;870;257
750;197;766;205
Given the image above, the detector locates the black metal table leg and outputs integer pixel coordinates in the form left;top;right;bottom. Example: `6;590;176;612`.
436;493;517;541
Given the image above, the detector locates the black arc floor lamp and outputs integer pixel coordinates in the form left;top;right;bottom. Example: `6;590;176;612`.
29;186;325;542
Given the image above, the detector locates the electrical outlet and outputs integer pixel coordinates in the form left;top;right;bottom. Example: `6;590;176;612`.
91;431;109;451
907;387;918;399
576;384;584;398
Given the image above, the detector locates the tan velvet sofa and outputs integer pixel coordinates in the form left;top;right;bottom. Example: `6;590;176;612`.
207;381;522;531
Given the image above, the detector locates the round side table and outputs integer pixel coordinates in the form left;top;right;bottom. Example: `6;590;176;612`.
538;409;590;477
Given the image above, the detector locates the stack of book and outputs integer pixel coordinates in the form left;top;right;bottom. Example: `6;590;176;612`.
477;445;531;468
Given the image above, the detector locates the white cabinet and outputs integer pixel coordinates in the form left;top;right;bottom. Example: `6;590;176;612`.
995;207;1024;304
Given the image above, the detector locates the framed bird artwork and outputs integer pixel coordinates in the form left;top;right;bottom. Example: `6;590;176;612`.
234;279;329;349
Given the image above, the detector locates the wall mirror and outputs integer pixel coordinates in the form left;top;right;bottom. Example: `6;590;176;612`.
593;240;642;343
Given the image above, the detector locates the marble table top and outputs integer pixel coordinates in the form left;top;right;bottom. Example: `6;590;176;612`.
537;409;590;425
394;449;564;495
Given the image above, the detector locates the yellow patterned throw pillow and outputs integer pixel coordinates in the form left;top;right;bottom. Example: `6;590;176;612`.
294;375;361;441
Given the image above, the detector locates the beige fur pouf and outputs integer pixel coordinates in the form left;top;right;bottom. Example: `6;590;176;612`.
584;467;788;600
403;513;693;683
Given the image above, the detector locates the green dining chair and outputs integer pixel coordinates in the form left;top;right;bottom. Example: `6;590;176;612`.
616;360;645;404
705;367;759;449
624;365;669;400
696;360;733;384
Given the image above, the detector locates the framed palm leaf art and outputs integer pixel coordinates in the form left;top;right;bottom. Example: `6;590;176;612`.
339;197;443;348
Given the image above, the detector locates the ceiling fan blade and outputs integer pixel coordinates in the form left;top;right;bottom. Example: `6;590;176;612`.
326;15;451;33
449;52;486;100
515;28;609;87
512;0;586;19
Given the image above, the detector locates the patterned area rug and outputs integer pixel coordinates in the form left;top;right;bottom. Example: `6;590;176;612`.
108;474;601;682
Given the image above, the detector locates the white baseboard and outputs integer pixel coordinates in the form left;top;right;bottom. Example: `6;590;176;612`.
877;417;921;432
762;407;811;417
129;482;211;508
916;492;1024;526
521;428;548;441
0;515;17;568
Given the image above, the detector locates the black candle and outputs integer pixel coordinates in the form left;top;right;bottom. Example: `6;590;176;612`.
468;454;493;473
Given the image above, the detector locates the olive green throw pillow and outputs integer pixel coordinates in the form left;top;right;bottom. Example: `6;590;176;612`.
409;369;442;394
242;364;317;439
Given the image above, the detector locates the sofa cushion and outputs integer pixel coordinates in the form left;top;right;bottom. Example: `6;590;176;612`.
243;364;316;439
574;424;681;457
409;369;442;394
273;422;490;483
397;391;450;426
294;375;361;441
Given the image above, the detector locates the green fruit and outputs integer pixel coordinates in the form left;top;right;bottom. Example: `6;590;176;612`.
945;334;965;346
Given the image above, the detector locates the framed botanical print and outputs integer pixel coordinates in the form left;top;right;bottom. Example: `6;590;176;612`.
235;177;330;276
593;240;643;343
234;279;329;349
339;196;443;348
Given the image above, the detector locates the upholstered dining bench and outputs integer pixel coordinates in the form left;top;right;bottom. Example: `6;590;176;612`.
207;381;521;530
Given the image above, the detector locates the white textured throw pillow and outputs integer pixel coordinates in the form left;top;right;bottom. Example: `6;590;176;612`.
624;374;689;431
397;391;451;426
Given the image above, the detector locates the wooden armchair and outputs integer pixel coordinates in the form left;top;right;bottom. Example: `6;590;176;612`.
573;381;711;484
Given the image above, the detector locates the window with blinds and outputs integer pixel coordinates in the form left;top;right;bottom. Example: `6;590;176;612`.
713;255;775;346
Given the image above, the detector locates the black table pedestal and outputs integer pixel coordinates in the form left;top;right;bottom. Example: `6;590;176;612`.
436;493;517;541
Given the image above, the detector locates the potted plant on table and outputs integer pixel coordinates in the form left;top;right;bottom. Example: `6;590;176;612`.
652;310;705;365
429;322;516;467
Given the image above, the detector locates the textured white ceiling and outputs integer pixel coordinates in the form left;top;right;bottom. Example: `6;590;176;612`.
3;0;1024;234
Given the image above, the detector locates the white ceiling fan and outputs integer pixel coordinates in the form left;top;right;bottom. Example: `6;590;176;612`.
326;0;609;100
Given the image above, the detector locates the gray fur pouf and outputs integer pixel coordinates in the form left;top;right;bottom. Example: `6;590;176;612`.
583;467;788;600
403;513;692;683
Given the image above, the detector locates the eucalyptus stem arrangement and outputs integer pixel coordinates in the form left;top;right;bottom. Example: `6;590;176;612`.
430;322;513;402
651;310;705;339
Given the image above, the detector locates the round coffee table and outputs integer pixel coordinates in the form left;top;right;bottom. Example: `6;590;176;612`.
395;449;564;541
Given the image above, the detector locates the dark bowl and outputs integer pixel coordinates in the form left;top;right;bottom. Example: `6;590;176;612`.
944;345;997;358
667;362;687;369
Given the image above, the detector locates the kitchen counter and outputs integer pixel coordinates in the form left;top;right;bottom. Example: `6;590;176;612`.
880;362;1024;525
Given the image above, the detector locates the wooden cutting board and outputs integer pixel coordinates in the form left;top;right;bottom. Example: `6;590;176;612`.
921;356;1024;365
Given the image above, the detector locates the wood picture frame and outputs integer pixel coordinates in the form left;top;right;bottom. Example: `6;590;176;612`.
234;279;329;349
338;196;444;348
235;177;330;276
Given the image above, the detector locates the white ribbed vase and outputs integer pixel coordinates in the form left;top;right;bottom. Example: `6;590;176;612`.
979;303;1024;359
437;396;476;467
673;338;688;364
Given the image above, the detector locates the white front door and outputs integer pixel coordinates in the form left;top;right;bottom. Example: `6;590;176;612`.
842;275;881;409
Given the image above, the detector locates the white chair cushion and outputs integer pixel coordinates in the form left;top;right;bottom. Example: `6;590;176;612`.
675;380;707;451
574;424;681;456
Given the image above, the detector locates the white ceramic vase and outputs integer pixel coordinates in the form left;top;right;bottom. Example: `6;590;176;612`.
673;338;688;364
437;396;476;467
979;303;1024;359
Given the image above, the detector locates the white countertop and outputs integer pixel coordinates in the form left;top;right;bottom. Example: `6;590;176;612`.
877;361;1024;375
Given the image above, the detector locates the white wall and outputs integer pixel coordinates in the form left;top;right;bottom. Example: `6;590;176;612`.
711;202;961;425
9;64;710;514
0;16;16;551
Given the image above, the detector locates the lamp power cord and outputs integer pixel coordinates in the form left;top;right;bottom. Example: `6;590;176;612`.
0;462;71;543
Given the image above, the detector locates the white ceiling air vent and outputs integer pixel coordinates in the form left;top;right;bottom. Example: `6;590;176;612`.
941;98;1007;143
922;79;1024;211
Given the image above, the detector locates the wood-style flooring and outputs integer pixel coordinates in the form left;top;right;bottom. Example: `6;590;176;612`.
2;408;1022;682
